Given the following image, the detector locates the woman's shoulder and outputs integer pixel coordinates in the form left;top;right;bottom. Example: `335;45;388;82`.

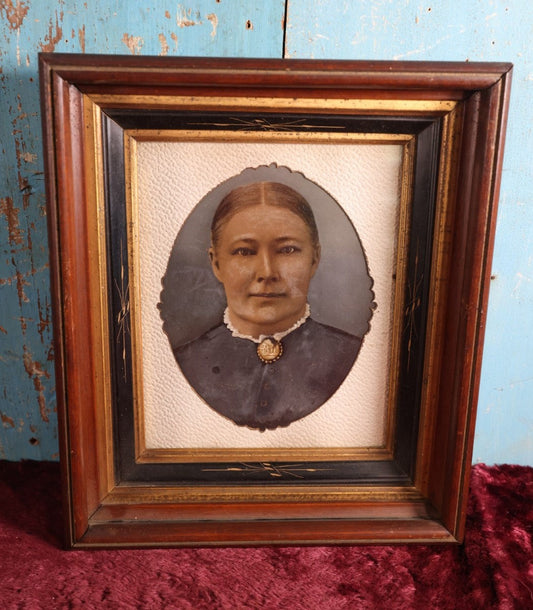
173;323;229;357
304;318;362;346
284;318;362;366
174;317;362;362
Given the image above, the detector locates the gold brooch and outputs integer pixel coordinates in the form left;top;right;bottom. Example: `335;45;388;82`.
257;337;283;363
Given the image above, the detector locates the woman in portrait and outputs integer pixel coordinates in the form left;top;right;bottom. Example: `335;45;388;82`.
173;181;363;431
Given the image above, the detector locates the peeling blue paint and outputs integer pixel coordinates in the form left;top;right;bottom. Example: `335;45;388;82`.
1;0;531;465
286;0;533;466
0;0;285;461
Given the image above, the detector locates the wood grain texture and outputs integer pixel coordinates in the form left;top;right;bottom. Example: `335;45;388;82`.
40;55;510;546
0;0;285;460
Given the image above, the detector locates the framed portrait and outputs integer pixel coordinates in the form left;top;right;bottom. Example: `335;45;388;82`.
39;54;511;547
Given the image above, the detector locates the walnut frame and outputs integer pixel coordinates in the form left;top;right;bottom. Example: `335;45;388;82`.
39;54;511;547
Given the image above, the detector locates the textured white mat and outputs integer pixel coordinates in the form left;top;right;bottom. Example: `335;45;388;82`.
136;141;402;449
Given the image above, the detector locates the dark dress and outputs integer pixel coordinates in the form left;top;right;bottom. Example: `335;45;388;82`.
174;318;362;430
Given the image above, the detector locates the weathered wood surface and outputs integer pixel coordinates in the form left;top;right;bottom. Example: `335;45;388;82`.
1;1;531;465
284;1;532;466
0;0;286;460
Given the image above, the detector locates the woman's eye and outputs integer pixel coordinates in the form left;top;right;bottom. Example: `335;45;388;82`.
279;245;299;254
231;247;255;256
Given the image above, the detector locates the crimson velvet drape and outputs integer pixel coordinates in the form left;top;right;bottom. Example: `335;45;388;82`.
0;462;531;609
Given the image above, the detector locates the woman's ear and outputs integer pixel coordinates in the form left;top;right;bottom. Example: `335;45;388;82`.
209;246;222;282
311;244;321;277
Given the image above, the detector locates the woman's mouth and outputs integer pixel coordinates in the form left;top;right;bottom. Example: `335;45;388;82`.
250;292;285;298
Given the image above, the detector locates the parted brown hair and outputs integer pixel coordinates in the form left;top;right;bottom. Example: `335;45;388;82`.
210;181;320;250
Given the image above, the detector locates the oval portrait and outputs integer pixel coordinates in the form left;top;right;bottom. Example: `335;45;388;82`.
159;164;375;431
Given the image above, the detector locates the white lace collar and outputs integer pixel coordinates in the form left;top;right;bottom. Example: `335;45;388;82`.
223;304;310;344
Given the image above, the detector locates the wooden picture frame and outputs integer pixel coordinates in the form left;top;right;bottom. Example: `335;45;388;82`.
39;54;511;547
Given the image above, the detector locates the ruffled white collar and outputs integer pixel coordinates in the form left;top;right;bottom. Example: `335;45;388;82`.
223;304;310;344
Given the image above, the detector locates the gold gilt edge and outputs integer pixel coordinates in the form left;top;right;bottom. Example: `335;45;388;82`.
100;483;425;505
415;103;464;492
137;447;392;464
383;137;417;456
128;130;414;144
123;134;145;462
90;94;456;114
83;97;115;496
124;129;414;465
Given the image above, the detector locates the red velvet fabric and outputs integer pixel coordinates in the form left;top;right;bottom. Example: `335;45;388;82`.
0;462;531;609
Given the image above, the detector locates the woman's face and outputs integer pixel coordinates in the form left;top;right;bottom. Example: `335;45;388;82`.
210;204;320;338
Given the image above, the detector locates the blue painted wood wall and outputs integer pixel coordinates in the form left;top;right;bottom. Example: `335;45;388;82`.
1;1;531;465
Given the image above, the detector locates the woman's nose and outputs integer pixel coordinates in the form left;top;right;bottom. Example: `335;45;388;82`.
255;251;279;282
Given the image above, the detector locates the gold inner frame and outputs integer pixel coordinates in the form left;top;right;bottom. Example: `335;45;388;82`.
91;94;456;115
414;103;464;491
81;91;459;470
82;97;115;496
123;129;416;464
